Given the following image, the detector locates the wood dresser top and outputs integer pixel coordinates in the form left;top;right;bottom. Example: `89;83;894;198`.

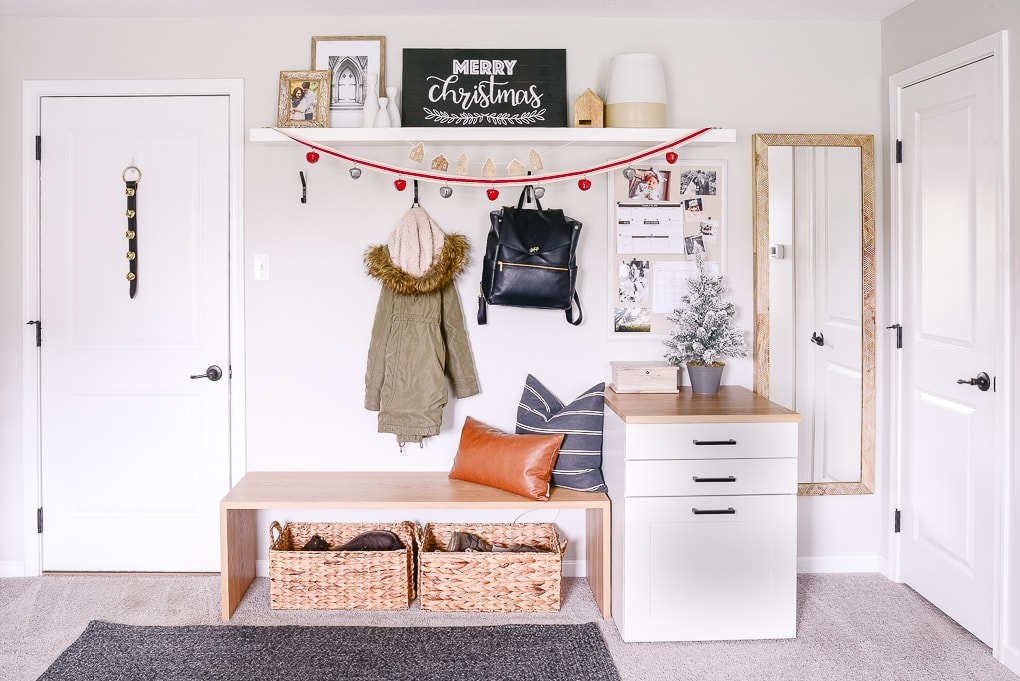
604;385;801;424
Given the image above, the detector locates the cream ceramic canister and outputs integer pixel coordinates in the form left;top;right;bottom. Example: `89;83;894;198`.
362;72;380;127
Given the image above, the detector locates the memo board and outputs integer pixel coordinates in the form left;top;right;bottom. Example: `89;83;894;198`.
608;161;727;337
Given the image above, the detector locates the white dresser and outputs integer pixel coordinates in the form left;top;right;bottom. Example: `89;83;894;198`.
603;386;800;642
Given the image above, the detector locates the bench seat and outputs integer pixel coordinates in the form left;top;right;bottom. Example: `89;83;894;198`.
219;471;611;619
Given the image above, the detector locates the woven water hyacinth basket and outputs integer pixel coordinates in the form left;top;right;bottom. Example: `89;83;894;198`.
418;522;566;612
268;520;419;610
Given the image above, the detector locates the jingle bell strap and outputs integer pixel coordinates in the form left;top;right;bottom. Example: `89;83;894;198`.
123;166;141;298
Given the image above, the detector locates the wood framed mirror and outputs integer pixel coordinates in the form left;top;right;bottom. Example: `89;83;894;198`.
752;133;875;495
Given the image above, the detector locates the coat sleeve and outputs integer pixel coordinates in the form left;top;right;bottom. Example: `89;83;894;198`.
364;287;393;411
441;282;480;399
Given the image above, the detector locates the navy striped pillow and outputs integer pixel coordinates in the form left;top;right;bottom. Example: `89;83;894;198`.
516;375;607;492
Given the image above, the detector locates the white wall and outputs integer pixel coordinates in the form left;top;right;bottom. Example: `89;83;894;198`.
0;15;883;573
882;0;1020;668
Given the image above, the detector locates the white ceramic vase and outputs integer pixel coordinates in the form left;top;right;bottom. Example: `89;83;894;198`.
362;72;380;128
386;86;401;127
374;98;391;127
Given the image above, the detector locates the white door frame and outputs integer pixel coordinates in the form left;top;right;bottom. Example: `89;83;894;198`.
21;79;247;576
888;31;1012;661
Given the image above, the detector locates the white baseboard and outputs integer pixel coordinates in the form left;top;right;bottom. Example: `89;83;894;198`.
999;641;1020;676
0;560;26;577
797;555;887;574
255;558;585;579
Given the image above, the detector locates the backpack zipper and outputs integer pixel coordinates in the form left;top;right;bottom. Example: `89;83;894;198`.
498;261;568;272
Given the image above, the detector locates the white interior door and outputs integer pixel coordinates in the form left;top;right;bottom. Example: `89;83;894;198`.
896;55;999;645
39;95;231;572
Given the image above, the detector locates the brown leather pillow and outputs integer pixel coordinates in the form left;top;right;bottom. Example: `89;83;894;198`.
449;416;564;500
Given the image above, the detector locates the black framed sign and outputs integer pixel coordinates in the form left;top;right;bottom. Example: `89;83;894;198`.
401;49;567;127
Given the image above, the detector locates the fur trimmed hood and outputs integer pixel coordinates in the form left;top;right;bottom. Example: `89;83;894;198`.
365;207;469;295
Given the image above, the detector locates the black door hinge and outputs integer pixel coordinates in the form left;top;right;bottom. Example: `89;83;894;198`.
35;136;41;161
895;140;903;163
886;323;902;349
894;508;901;533
27;320;41;347
37;507;43;534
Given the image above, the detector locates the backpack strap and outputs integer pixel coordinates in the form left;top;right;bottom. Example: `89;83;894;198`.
477;291;488;325
565;292;582;326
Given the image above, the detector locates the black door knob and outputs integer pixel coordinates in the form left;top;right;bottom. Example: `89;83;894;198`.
190;365;223;382
956;372;991;391
811;332;825;347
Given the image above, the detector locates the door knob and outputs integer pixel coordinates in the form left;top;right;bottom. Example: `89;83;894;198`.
956;371;991;391
190;365;223;382
811;331;825;347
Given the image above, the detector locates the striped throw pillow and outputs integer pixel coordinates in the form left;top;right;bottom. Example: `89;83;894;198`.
516;375;607;492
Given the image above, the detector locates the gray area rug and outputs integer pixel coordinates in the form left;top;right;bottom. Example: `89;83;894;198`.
37;619;621;681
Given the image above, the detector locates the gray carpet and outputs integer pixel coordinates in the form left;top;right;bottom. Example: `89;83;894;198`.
1;574;1018;681
37;620;619;681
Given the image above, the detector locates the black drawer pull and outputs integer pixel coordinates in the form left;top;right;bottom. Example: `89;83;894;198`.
692;475;737;483
692;439;737;446
692;507;736;515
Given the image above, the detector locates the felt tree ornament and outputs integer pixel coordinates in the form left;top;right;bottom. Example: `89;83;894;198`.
663;250;748;367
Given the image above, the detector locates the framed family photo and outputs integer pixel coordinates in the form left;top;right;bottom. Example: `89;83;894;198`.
277;70;331;128
311;35;386;127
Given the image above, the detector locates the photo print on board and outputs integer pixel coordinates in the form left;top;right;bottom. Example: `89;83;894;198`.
618;259;650;303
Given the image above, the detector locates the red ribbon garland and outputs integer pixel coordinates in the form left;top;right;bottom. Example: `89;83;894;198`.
274;127;713;186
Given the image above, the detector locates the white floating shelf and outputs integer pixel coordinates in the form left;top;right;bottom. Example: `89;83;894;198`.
249;126;736;147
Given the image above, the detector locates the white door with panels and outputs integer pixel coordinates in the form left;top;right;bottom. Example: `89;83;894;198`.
894;54;1001;646
38;94;232;571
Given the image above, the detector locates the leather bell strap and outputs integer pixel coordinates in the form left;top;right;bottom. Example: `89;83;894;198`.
123;166;140;298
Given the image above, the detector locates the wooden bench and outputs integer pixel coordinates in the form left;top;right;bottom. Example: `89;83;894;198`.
219;471;612;620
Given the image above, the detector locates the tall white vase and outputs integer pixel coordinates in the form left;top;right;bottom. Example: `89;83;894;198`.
374;98;391;127
362;72;380;128
386;86;401;127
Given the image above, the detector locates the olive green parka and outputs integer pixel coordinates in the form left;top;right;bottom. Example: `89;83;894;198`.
364;207;479;446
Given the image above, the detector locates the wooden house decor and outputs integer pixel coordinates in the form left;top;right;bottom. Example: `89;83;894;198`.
574;88;604;128
529;148;544;171
431;154;450;171
482;158;497;178
456;153;470;176
408;142;425;163
506;159;527;177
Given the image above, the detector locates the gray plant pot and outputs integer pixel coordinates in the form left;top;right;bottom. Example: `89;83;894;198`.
686;363;724;394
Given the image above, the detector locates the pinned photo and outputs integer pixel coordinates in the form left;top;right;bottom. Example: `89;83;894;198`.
685;234;706;255
627;169;671;202
683;197;704;219
618;259;650;303
679;169;717;195
614;307;651;333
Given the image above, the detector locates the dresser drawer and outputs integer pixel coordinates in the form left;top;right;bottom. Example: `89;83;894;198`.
624;422;797;460
623;457;797;496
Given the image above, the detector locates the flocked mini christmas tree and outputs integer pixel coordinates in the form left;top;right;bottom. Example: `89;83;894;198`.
663;250;748;367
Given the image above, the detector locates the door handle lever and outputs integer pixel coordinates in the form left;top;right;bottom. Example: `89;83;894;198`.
956;372;991;391
811;331;824;347
190;365;223;382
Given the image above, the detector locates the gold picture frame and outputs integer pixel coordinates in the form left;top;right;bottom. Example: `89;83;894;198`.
277;70;331;128
311;35;386;128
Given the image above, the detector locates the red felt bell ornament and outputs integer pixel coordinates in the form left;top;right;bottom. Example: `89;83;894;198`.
665;150;679;164
578;177;592;191
487;188;500;201
394;178;407;191
306;151;320;164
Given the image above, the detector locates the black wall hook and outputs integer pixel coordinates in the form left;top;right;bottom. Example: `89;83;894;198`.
412;179;420;207
299;171;307;203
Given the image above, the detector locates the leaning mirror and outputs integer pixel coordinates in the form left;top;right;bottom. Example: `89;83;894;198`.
752;134;875;495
